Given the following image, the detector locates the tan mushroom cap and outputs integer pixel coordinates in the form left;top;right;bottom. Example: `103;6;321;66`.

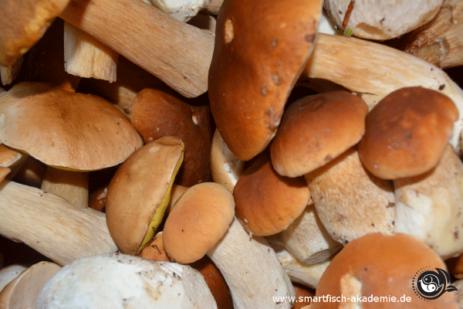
0;0;70;66
0;166;10;181
130;88;212;186
270;91;368;177
0;82;143;170
233;153;311;236
163;182;235;264
106;136;184;255
208;0;323;161
0;261;61;309
313;233;459;309
358;86;459;179
0;145;22;167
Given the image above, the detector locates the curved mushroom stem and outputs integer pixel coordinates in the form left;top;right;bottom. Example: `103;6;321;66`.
41;167;89;209
267;204;342;265
272;245;331;290
299;33;463;153
210;129;244;192
0;180;117;266
64;23;118;82
206;218;295;308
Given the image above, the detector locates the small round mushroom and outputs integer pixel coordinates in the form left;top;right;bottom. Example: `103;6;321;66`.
208;0;323;160
233;153;311;236
0;262;61;309
163;182;235;264
358;86;459;179
105;136;184;255
35;253;217;309
313;233;459;308
270;91;368;177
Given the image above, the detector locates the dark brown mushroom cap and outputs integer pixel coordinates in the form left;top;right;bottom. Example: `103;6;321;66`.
313;233;459;309
0;0;70;66
130;88;212;186
270;91;368;177
233;153;310;236
358;86;459;179
208;0;323;161
0;82;143;170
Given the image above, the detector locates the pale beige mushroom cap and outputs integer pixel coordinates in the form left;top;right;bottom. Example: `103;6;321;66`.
0;82;143;170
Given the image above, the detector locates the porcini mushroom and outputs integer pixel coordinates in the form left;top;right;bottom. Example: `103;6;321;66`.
0;265;26;292
208;0;323;160
35;253;217;309
105;136;184;255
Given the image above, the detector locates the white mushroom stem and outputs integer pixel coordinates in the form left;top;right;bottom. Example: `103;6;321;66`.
394;145;463;260
273;245;331;290
0;180;117;266
13;157;46;186
59;0;214;98
0;262;61;309
305;148;396;245
207;218;295;309
0;265;27;292
402;0;463;69
300;33;463;153
0;56;22;86
149;0;211;22
267;204;342;265
210;129;244;193
41;167;89;209
35;254;217;309
64;22;118;82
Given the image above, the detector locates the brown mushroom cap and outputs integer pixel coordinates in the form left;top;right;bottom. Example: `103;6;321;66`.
313;233;459;309
0;82;143;170
163;182;235;264
0;0;70;66
105;136;184;255
130;88;212;186
358;86;459;179
270;91;368;177
233;153;311;236
208;0;323;160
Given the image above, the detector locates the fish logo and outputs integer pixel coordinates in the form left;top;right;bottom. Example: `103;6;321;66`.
412;267;457;300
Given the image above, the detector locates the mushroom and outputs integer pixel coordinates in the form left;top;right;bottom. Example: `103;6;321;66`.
453;279;463;307
163;183;295;308
399;0;463;69
210;129;244;193
233;153;311;236
0;180;117;266
208;0;323;160
358;86;459;179
148;0;211;22
59;0;214;98
267;204;342;265
0;0;70;67
0;262;61;309
35;253;217;309
0;265;26;292
312;233;459;308
130;88;213;186
105;136;184;255
13;157;46;187
0;167;10;182
394;144;463;259
0;145;27;180
323;0;443;40
0;56;22;86
0;82;143;208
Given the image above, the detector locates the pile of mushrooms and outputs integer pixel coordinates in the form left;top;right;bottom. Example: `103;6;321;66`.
1;0;463;308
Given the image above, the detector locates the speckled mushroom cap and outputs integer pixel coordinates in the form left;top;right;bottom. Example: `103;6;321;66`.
208;0;323;161
270;91;368;177
313;233;459;309
233;153;311;236
163;182;235;264
0;82;143;170
130;88;212;186
0;0;71;66
106;136;184;255
358;86;459;179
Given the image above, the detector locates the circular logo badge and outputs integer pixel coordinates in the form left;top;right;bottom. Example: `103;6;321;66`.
412;267;457;300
